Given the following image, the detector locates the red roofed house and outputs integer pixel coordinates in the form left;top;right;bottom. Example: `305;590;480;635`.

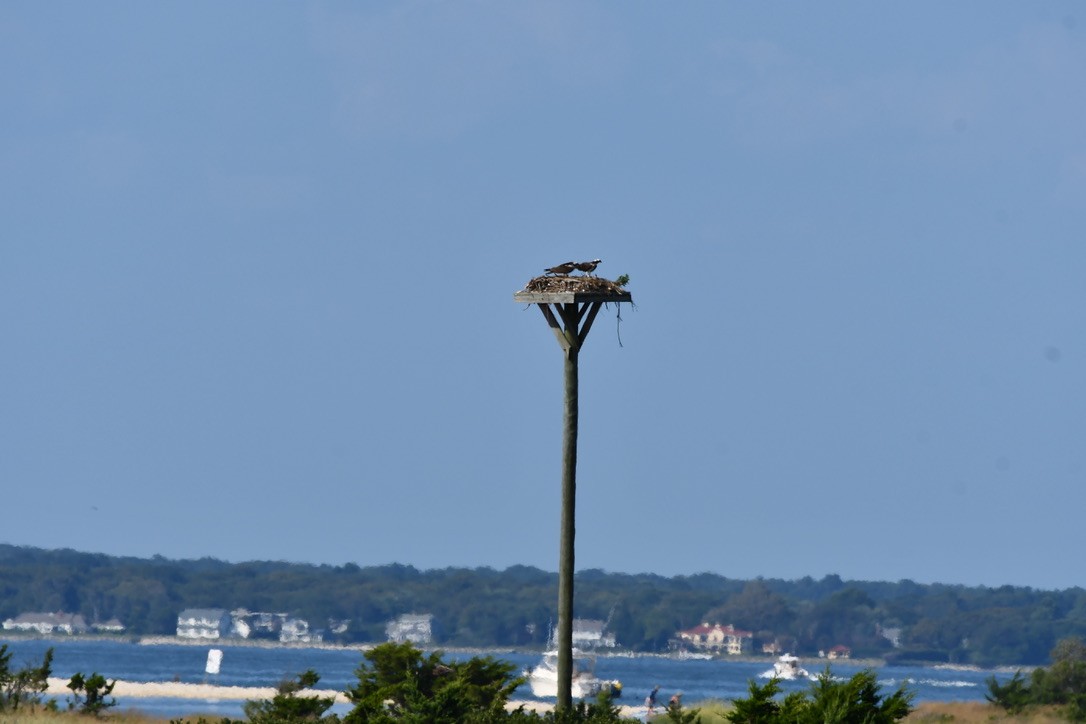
827;645;851;660
677;623;753;655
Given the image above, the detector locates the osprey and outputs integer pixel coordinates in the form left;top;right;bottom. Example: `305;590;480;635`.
574;259;602;275
544;261;577;275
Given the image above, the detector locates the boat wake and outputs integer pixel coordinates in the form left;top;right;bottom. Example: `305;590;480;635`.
880;677;978;689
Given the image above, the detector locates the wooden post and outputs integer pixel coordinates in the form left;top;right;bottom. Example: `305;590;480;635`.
557;307;578;711
514;286;631;711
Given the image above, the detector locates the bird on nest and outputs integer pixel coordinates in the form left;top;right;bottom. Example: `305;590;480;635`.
544;261;577;275
574;259;602;276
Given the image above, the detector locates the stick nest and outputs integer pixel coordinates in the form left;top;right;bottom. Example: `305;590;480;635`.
521;275;628;294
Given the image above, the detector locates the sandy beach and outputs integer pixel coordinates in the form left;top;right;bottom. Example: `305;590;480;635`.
46;677;341;703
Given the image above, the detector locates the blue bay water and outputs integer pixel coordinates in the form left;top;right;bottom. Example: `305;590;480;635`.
2;638;1017;720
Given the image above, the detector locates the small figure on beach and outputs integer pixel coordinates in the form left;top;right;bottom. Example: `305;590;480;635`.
645;684;660;714
668;692;683;711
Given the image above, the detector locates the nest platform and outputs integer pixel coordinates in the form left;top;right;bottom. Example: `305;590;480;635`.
513;275;632;304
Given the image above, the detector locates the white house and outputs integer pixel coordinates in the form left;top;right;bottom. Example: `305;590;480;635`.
280;617;315;643
230;610;285;639
386;613;433;644
176;608;232;639
677;623;753;655
2;612;89;635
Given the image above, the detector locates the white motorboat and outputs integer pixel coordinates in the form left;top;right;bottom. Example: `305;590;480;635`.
524;649;622;699
760;653;811;680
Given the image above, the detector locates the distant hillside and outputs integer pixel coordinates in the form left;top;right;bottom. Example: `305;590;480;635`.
1;543;1083;665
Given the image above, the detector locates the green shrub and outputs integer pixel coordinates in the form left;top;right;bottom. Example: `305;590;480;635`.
986;637;1086;721
0;645;54;712
727;669;913;724
343;641;523;723
342;643;639;723
985;670;1032;714
67;671;117;716
244;669;338;723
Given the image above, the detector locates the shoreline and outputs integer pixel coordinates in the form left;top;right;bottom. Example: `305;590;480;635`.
43;678;642;716
137;635;376;652
7;634;1025;673
6;634;880;665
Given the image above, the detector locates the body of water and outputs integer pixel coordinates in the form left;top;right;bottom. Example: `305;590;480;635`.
1;638;1018;719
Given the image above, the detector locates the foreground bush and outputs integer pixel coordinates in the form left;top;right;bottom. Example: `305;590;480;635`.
342;641;522;722
342;642;640;723
67;672;118;716
243;669;338;723
987;637;1086;721
0;644;54;712
727;669;913;724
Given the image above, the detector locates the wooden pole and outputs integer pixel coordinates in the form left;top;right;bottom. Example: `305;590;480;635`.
556;306;579;711
517;294;623;711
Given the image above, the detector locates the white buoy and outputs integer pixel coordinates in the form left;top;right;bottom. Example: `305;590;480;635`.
205;648;223;675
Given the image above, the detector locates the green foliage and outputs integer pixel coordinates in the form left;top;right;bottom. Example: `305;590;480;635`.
3;544;1086;663
986;637;1086;721
703;582;794;643
726;678;783;724
67;671;117;716
0;644;53;711
343;641;523;723
1053;638;1086;664
985;671;1032;714
662;697;702;723
243;669;339;723
342;643;640;723
726;669;913;724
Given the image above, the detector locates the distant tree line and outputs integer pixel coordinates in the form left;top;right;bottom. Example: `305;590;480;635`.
2;544;1085;666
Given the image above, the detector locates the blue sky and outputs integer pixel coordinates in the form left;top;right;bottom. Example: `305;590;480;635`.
2;3;1083;590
